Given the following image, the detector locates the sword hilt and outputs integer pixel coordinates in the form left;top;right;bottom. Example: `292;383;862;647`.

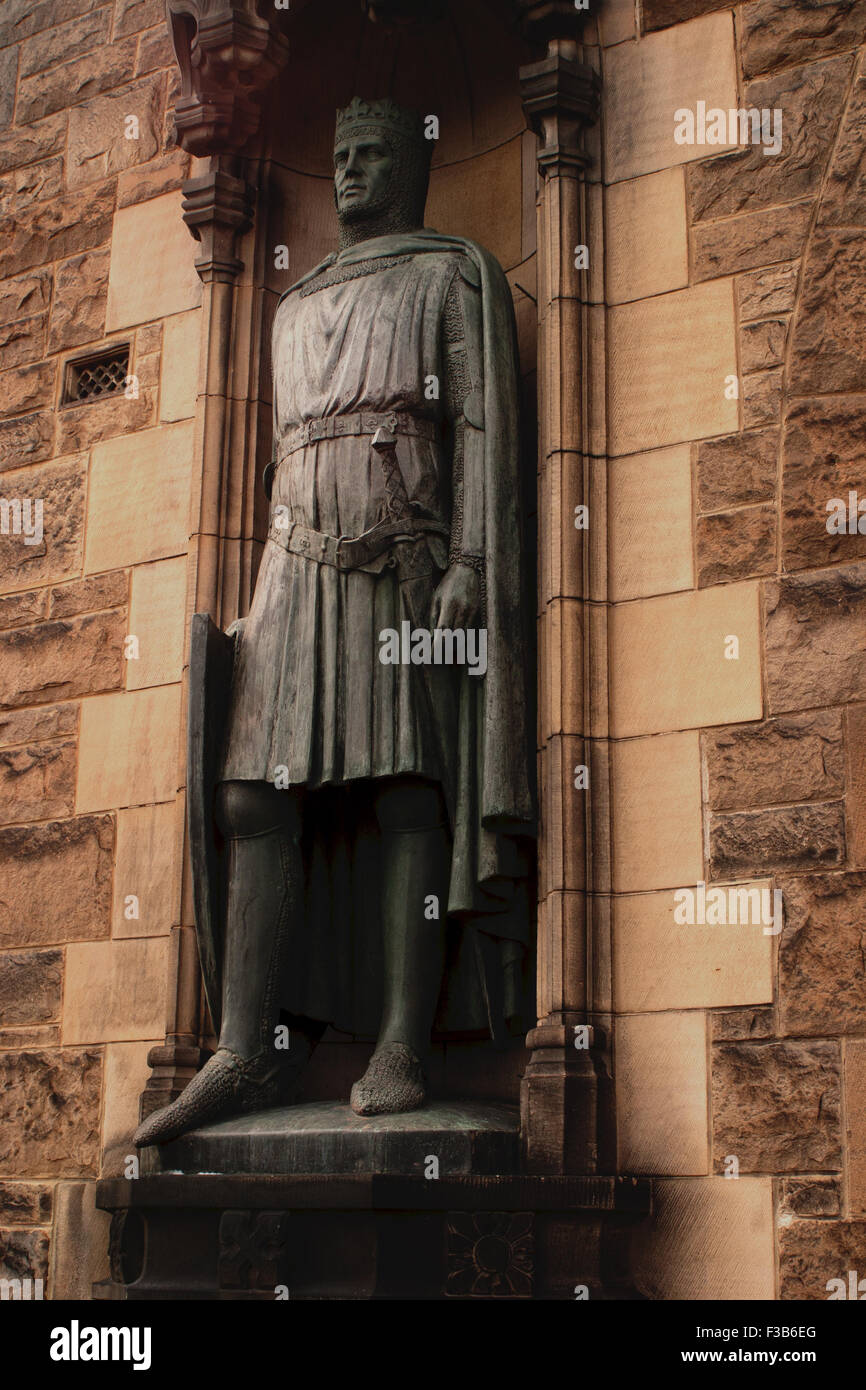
372;424;412;523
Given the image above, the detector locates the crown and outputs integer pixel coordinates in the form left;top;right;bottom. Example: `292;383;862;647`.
334;97;426;145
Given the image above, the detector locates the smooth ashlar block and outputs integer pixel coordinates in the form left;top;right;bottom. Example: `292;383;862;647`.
608;444;694;600
605;168;689;305
102;1041;158;1175
608;280;739;457
616;1011;709;1174
160;310;201;423
632;1177;774;1300
76;685;181;813
614;884;774;1013
84;421;193;575
106;191;201;330
604;11;738;183
112;800;180;938
609;582;762;739
611;731;703;893
62;937;168;1045
126;556;187;691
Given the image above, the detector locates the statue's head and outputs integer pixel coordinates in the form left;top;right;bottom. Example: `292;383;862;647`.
334;97;432;238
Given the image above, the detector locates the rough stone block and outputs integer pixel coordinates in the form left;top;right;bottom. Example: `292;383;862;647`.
55;389;156;455
696;505;776;586
713;1040;842;1172
780;873;866;1036
740;317;788;373
0;590;48;631
0;610;125;710
692;201;812;282
46;249;109;353
0;412;53;472
741;0;866;80
0;949;62;1026
764;564;866;714
780;1219;866;1300
16;39;139;125
0;702;77;748
845;1038;866;1216
0;181;115;282
711;1006;776;1041
0;1049;102;1177
0;454;86;597
0;1182;52;1226
703;710;845;811
782;395;866;570
738;262;799;319
742;367;783;429
789;229;866;393
0;740;76;826
820;67;866;227
779;1177;842;1219
0;360;55;418
709;802;846;880
67;77;162;189
49;570;128;620
686;56;851;221
0;816;114;948
0;1227;50;1285
696;428;778;512
0;114;65;177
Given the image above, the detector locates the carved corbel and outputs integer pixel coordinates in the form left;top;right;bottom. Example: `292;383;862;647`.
167;0;289;156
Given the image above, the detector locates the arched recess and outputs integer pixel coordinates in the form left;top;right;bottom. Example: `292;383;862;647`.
147;0;609;1177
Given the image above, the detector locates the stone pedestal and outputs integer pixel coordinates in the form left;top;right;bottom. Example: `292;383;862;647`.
94;1103;649;1301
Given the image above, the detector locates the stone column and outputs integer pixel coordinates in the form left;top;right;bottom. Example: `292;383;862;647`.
140;1;287;1120
516;1;607;1174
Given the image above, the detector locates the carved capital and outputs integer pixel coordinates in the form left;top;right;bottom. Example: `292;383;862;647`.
182;166;255;282
520;52;601;176
515;0;598;47
167;0;289;156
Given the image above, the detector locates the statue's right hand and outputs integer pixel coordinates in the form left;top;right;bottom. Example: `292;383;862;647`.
225;618;246;642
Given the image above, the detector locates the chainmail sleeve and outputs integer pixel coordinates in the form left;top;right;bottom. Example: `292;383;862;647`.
442;262;485;591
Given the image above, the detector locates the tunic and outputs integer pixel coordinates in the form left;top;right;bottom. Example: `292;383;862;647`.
220;249;481;791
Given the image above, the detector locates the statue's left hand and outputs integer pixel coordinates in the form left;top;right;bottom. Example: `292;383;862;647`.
430;563;482;630
225;618;246;642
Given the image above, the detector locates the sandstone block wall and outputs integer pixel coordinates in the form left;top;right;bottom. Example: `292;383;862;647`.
0;0;199;1296
602;0;866;1299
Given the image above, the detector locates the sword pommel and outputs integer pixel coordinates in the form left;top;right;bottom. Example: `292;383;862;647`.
371;425;397;452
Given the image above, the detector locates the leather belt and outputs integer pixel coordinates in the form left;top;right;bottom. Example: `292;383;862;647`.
279;410;438;459
268;515;449;572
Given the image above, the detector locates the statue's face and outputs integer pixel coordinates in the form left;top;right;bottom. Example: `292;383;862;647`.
334;135;394;218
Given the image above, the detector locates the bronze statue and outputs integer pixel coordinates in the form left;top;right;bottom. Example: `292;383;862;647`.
135;97;533;1147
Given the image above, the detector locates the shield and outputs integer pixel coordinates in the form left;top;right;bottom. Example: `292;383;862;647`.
187;611;236;1035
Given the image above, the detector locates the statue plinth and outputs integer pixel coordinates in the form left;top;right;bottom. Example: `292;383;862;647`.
145;1100;520;1177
